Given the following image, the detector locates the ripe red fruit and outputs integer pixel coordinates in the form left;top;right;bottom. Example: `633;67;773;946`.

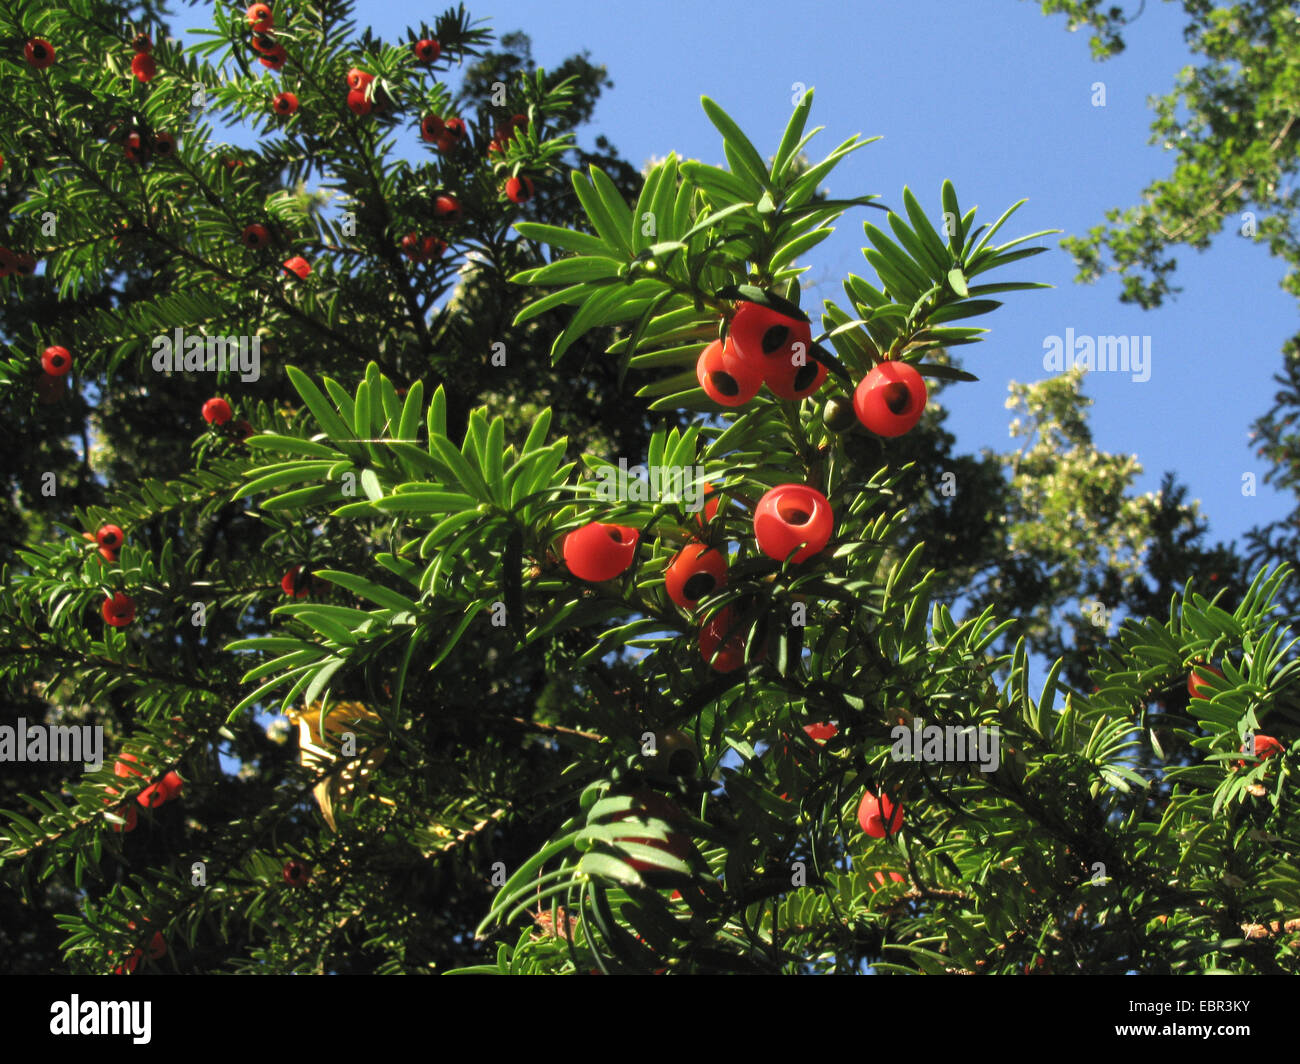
857;790;903;839
102;592;136;628
258;43;286;70
281;565;312;598
99;546;120;564
420;114;445;143
124;132;145;162
41;345;71;377
246;3;274;31
765;348;828;401
664;545;727;610
346;88;372;116
433;194;463;222
151;132;176;158
113;948;143;974
131;33;152;53
1238;734;1284;766
0;247;16;277
504;175;535;204
345;67;373;91
563;522;639;582
696;338;763;407
14;253;36;275
147;931;166;960
413;38;440;63
728;301;813;373
136;781;167;809
753;484;833;563
156;770;184;802
97;524;124;550
242;223;270;249
698;607;751;673
804;722;838;743
1187;663;1223;700
24;39;56;70
437;117;466;150
249;32;278;55
282;255;311;279
130;52;156;83
697;482;722;526
202;397;232;425
869;871;906;892
115;753;146;780
108;804;139;833
282;859;310;886
853;361;928;437
609;790;692;873
272;91;298;116
234;419;255;441
401;233;446;263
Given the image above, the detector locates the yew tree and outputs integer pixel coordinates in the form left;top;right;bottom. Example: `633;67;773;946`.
1;0;1297;976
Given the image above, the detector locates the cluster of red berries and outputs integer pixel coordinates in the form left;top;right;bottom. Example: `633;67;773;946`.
92;523;124;564
240;224;312;280
1187;662;1286;768
124;128;176;164
344;67;388;116
401;232;447;263
247;4;288;70
420;113;468;153
104;753;184;834
487;113;529;156
695;300;929;436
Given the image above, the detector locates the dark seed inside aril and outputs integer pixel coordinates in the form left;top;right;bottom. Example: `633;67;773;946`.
793;363;817;390
712;371;740;397
761;325;790;355
883;381;911;415
683;572;716;600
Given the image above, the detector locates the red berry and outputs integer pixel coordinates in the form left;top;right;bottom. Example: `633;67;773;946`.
14;253;36;275
420;114;445;143
151;131;176;158
696;337;763;407
130;52;156;83
96;524;124;549
413;38;440;63
41;345;71;377
202;397;232;425
345;67;372;91
242;223;270;249
609;790;692;873
281;565;311;598
282;859;310;886
857;790;903;839
156;770;184;802
436;117;466;150
147;931;166;960
563;522;639;582
869;871;906;892
504;175;535;204
258;43;286;70
1238;734;1284;767
664;545;727;610
234;419;255;441
0;247;15;277
115;753;146;780
136;781;166;809
24;39;55;70
698;607;749;673
113;948;143;974
765;348;828;401
433;194;463;222
803;722;838;743
346;88;372;116
124;132;145;162
696;482;722;527
282;255;311;280
728;301;812;372
99;545;120;564
853;361;928;438
102;592;136;628
1187;663;1223;700
753;484;833;563
132;33;152;54
246;3;274;31
249;32;278;55
108;804;139;833
272;91;298;116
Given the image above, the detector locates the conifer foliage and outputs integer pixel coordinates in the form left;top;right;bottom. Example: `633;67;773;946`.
1;1;1298;975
